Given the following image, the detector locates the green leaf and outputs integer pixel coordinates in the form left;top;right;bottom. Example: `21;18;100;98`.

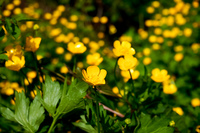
5;18;21;39
38;75;62;115
0;107;15;122
0;27;5;41
73;115;97;133
0;54;8;60
1;91;45;133
56;79;89;114
136;113;174;133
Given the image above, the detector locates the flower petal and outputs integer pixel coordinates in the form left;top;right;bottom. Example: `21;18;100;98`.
86;66;100;77
98;69;107;80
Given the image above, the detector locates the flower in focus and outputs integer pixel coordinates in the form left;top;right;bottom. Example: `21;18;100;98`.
82;66;107;87
25;36;42;52
172;107;184;116
191;98;200;107
151;68;170;82
86;53;103;66
113;41;135;57
67;42;87;54
118;55;138;71
5;55;25;71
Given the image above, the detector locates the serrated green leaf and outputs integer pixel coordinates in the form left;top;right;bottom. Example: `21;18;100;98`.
41;75;62;115
29;95;45;132
0;27;5;41
1;91;45;133
73;115;97;133
0;107;15;122
56;79;89;114
136;113;174;133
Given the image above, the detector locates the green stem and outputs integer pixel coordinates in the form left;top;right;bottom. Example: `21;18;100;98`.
133;111;140;133
72;55;76;81
95;87;100;133
48;114;59;133
128;69;135;93
32;52;43;87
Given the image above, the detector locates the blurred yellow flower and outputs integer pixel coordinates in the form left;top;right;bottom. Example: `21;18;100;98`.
4;45;22;60
89;41;100;53
121;69;140;82
70;15;78;21
57;5;65;12
3;10;11;17
174;45;183;52
113;41;135;57
92;16;99;23
152;43;161;50
77;62;84;68
13;8;22;14
191;98;200;107
55;47;65;54
151;68;170;82
109;25;117;34
191;43;200;53
5;55;25;71
86;53;103;66
152;1;160;8
100;16;108;24
60;66;68;74
44;13;52;20
82;66;107;86
172;107;184;116
183;28;192;37
13;0;21;6
174;53;184;62
143;57;152;65
163;83;177;94
64;53;72;61
27;71;37;79
82;37;90;44
193;1;199;8
25;36;41;52
143;48;151;56
118;55;138;71
146;6;155;14
49;28;62;37
196;125;200;133
148;35;157;43
67;42;87;54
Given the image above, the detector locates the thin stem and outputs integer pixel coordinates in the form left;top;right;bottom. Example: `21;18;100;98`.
72;55;76;81
95;87;100;133
31;52;43;87
48;114;59;133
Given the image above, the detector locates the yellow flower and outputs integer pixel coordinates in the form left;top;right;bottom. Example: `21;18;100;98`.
25;36;41;52
4;45;22;60
55;47;65;54
174;53;184;62
86;53;103;66
82;66;107;86
60;66;68;74
118;55;138;71
143;48;151;56
191;98;200;107
113;41;135;57
100;16;108;24
146;6;155;14
67;42;87;54
151;68;170;82
163;83;177;94
5;55;25;71
143;57;152;65
121;69;140;82
196;125;200;133
172;107;184;116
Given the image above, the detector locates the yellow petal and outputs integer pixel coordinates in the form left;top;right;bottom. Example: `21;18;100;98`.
121;41;131;48
86;66;100;77
98;69;107;80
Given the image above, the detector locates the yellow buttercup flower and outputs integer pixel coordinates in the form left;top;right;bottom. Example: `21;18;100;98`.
67;42;87;54
121;69;140;82
82;66;107;87
5;55;25;71
25;36;41;52
143;57;152;65
151;68;170;82
163;83;177;94
174;53;184;62
196;125;200;133
191;98;200;107
4;45;22;60
172;107;184;116
118;55;138;71
113;41;135;57
86;53;103;66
